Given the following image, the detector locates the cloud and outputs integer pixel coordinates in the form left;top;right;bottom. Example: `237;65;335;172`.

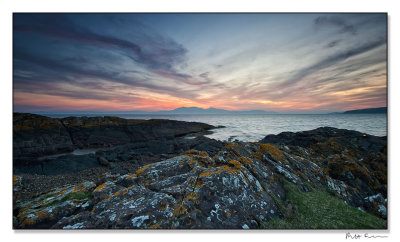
326;39;341;48
13;14;387;112
314;16;357;35
13;14;222;104
277;38;386;89
13;49;199;101
13;14;193;84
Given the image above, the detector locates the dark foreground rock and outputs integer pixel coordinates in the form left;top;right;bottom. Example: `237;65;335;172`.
14;113;220;176
13;135;226;176
14;113;216;158
13;113;74;157
13;127;387;229
260;127;387;199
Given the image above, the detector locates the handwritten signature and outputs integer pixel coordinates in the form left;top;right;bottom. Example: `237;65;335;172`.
346;232;388;239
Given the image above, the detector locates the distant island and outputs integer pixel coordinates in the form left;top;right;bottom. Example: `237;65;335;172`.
30;106;388;116
156;107;278;114
34;107;279;115
343;107;387;114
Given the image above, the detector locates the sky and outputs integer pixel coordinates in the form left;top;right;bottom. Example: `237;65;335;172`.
13;13;387;113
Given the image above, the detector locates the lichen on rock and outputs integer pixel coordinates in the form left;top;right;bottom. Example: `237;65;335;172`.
14;127;387;229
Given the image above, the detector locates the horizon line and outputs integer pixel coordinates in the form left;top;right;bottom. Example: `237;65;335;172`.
13;106;387;115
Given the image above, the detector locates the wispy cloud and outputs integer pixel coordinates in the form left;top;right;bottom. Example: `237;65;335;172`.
14;14;196;85
13;13;387;112
314;16;358;35
277;38;386;89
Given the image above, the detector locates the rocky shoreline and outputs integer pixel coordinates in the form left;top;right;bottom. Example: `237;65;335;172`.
13;113;387;229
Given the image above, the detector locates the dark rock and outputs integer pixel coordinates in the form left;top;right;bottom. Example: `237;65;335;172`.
13;113;74;157
14;113;215;158
60;116;215;149
14;127;387;229
14;154;99;176
260;127;386;153
14;113;219;175
97;156;109;166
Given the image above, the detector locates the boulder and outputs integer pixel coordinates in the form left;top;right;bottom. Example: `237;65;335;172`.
97;156;109;166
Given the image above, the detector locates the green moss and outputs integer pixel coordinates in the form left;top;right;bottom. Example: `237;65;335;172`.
48;191;92;206
260;181;387;229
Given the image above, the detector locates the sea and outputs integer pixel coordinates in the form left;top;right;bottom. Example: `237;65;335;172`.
45;113;387;142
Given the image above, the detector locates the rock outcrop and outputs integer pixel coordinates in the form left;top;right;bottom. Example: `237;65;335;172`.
60;116;215;149
13;113;218;175
260;127;387;202
14;113;216;158
13;127;387;229
13;113;74;157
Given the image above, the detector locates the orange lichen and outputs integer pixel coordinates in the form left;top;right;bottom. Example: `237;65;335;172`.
259;144;283;160
93;183;107;192
184;150;209;158
225;143;239;149
252;153;263;161
135;164;151;176
294;170;308;180
160;201;167;210
90;206;97;214
228;160;242;170
239;157;254;166
186;192;199;204
184;149;200;155
20;217;36;228
149;222;162;229
13;176;21;186
194;179;204;188
34;210;53;222
172;202;187;216
270;174;275;184
188;159;199;167
199;169;217;177
199;165;241;178
112;190;122;197
183;150;211;166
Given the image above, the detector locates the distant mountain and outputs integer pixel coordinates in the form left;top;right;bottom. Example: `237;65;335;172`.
155;107;278;114
155;107;229;114
33;107;278;116
343;107;387;114
230;110;278;114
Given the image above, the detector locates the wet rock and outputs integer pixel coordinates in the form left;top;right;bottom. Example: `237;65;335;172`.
14;154;99;175
97;156;110;166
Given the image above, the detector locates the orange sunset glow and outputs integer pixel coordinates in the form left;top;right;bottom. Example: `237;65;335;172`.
13;13;387;113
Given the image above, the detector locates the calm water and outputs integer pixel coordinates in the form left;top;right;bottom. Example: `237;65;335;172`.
38;148;100;160
46;113;387;142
